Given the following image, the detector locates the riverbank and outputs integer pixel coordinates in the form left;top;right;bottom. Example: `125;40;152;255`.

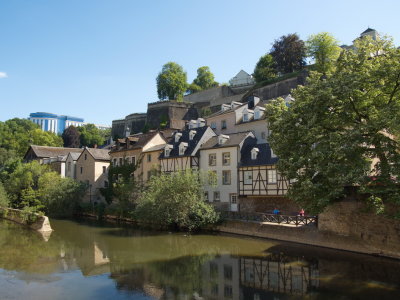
0;207;53;233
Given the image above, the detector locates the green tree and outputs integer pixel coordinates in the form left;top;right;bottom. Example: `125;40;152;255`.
306;32;341;74
0;118;62;158
192;66;218;90
156;62;188;101
77;124;110;147
134;170;219;231
62;125;81;148
5;161;86;215
0;182;9;208
270;33;307;74
253;54;277;83
266;36;400;214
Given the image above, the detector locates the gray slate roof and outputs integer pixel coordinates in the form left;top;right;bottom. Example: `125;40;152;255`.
86;148;110;161
240;143;279;167
159;126;209;158
200;131;254;150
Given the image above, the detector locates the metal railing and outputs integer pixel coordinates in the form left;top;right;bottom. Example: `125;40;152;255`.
222;211;317;227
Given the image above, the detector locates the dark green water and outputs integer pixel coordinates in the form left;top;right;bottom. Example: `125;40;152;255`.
0;218;399;300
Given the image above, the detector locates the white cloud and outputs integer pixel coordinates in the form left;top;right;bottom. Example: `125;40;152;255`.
0;72;8;78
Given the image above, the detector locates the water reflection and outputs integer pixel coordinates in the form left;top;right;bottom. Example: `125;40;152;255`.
0;218;399;299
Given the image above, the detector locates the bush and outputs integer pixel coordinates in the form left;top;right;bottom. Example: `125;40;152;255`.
134;170;219;231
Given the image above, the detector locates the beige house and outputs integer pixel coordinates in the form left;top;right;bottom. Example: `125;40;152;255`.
64;152;83;179
76;147;110;203
109;131;166;182
199;131;255;212
205;96;269;144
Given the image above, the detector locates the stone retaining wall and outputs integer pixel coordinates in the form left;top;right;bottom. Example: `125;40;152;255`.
0;208;53;232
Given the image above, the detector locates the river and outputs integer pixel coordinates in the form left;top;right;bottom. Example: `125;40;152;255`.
0;218;399;300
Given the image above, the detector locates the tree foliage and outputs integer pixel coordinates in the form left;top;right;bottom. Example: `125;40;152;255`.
270;33;306;74
253;54;277;83
134;170;219;231
77;123;110;147
4;161;86;216
0;118;62;158
266;36;400;214
62;125;81;148
0;182;9;208
192;66;218;91
306;32;341;74
156;62;188;101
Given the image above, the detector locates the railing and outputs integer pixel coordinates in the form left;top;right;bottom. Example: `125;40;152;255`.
222;211;317;227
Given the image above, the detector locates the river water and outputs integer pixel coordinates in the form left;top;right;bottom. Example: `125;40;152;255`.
0;218;399;300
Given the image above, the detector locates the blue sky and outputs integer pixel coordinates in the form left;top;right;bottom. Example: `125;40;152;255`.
1;0;399;125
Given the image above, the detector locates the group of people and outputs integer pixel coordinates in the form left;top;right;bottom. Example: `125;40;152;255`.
272;207;305;216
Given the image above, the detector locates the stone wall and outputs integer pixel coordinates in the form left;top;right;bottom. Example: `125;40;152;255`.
218;199;400;259
183;86;236;104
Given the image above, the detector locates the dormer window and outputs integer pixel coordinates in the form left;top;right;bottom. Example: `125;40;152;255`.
188;120;197;129
189;130;196;140
175;133;182;143
179;142;188;155
251;147;259;160
271;148;276;158
218;134;229;145
221;104;230;111
243;114;249;122
197;118;205;127
164;145;173;157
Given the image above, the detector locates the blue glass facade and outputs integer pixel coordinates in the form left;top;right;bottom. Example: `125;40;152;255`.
29;112;84;134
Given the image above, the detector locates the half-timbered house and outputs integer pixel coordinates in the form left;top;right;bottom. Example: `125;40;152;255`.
159;120;216;173
238;143;292;212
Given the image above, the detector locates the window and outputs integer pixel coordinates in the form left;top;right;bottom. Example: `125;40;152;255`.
261;131;266;139
221;120;227;129
189;130;196;140
211;284;218;296
113;158;117;165
224;265;233;280
210;262;218;278
208;171;217;185
268;169;277;183
204;191;209;201
214;191;220;201
147;154;151;162
119;158;123;165
230;194;237;204
165;148;170;157
80;167;83;174
243;114;248;122
254;111;260;120
211;122;217;129
103;166;106;174
244;171;252;185
132;156;136;165
67;162;71;172
104;181;109;188
222;152;230;166
224;285;233;298
84;153;87;160
222;170;231;185
209;153;216;166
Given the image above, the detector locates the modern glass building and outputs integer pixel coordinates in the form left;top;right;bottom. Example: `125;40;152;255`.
29;112;84;134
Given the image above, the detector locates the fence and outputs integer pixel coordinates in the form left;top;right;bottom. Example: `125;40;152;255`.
222;211;317;227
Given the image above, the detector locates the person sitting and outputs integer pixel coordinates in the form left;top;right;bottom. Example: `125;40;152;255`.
298;208;305;217
273;208;280;215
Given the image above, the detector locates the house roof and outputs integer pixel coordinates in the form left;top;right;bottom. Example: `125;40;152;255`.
67;152;82;161
24;145;83;160
361;27;376;35
159;126;209;158
240;143;279;167
207;102;247;119
86;148;110;161
200;131;254;150
143;144;166;153
111;131;164;153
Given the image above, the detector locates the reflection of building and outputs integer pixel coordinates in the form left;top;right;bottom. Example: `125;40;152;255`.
240;255;319;297
202;255;240;300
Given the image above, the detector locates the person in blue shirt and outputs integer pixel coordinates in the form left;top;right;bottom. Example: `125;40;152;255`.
273;208;280;215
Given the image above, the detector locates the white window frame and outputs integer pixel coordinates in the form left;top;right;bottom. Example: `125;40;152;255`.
222;170;231;185
222;152;230;166
244;171;252;185
214;191;220;201
209;153;216;166
267;169;277;183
